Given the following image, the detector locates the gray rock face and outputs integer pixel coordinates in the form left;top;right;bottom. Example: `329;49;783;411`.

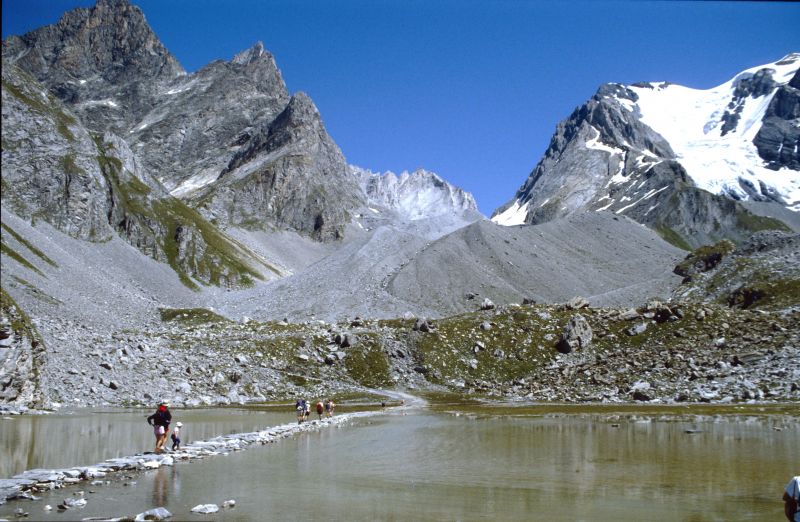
2;0;184;134
1;65;114;242
754;69;800;171
130;41;291;197
195;93;364;241
2;63;265;287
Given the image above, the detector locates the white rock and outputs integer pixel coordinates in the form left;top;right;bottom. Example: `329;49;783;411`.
135;507;173;521
191;503;220;514
222;499;236;508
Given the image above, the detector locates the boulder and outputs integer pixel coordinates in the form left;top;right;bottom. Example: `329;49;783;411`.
413;318;432;332
134;507;172;521
617;308;640;321
565;296;590;310
626;323;648;336
479;298;495;311
556;314;593;354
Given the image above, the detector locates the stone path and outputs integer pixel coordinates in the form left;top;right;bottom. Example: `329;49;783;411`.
0;407;394;508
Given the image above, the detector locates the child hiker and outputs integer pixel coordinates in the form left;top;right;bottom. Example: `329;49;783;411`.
171;421;183;450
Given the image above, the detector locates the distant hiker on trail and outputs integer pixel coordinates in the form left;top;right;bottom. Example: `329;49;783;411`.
147;401;172;454
315;401;324;420
784;475;800;522
171;422;183;451
296;399;307;424
325;399;333;418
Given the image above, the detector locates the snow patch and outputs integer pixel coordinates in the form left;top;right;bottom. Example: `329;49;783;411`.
585;126;625;156
492;200;529;226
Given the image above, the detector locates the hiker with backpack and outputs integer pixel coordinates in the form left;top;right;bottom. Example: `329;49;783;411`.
147;401;172;454
315;400;324;420
296;398;308;424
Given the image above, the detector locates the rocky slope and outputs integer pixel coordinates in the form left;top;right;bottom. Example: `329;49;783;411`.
4;296;796;411
387;212;684;315
1;64;271;288
493;54;800;248
672;230;800;311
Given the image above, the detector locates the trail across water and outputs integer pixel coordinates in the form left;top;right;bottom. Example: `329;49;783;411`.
0;389;418;507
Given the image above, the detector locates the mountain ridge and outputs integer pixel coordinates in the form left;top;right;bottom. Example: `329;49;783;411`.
492;53;800;248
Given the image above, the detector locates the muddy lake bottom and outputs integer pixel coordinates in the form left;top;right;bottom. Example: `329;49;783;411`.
1;399;797;521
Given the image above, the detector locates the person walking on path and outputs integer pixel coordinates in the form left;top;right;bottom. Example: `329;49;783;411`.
171;422;183;451
296;399;307;424
315;400;324;420
324;399;333;418
785;475;800;522
147;401;172;454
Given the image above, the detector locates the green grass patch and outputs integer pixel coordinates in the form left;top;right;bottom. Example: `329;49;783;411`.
344;334;392;387
415;308;561;385
159;307;230;325
674;239;736;277
654;223;692;251
1;222;57;267
1;241;44;276
735;210;791;234
2;77;76;142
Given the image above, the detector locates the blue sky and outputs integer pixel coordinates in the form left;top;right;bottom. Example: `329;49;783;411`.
3;1;799;216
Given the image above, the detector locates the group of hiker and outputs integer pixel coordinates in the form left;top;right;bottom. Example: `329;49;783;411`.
146;401;181;454
295;398;335;423
145;398;338;452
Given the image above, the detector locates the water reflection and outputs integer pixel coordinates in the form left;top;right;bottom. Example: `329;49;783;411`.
0;407;295;477
3;409;794;521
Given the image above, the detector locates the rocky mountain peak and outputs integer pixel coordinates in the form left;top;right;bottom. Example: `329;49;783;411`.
3;0;184;82
492;54;799;248
232;41;267;65
352;166;479;220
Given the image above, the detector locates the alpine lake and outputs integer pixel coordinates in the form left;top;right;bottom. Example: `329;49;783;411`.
1;394;797;521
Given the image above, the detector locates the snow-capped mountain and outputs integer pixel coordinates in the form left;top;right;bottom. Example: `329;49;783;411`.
352;166;479;220
493;53;799;247
630;55;799;207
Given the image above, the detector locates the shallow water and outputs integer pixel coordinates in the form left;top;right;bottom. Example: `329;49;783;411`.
1;403;797;521
0;406;302;478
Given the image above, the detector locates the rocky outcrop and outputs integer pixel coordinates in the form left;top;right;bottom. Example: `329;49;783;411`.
193;93;364;241
673;230;800;311
0;289;44;407
754;69;800;170
1;64;114;242
556;314;592;353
